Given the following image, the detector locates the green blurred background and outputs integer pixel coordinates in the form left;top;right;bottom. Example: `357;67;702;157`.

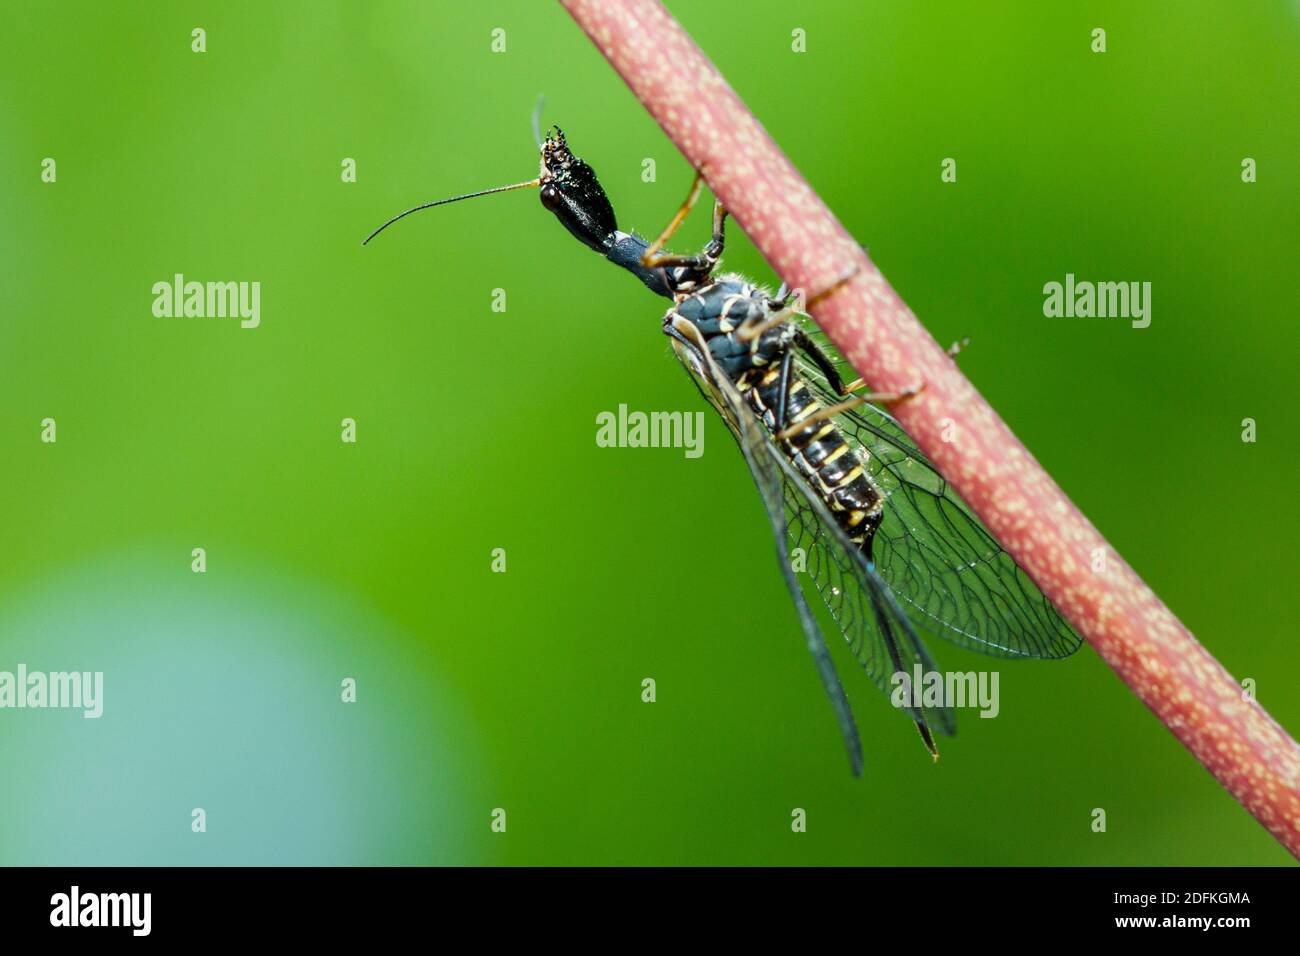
2;1;1297;865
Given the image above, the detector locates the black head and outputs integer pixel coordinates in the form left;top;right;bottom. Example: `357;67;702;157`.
538;128;618;254
362;121;670;296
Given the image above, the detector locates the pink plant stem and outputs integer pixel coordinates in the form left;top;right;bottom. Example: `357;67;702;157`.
560;0;1300;858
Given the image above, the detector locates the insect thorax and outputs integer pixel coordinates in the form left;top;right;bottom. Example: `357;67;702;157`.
667;275;885;550
669;275;782;373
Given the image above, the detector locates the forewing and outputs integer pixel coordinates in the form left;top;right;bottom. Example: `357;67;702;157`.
795;325;1081;660
667;319;955;753
773;416;957;739
667;323;865;774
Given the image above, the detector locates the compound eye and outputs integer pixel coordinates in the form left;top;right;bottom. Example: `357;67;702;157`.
540;183;562;212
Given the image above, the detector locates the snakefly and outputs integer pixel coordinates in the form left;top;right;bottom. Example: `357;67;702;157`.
364;125;1081;775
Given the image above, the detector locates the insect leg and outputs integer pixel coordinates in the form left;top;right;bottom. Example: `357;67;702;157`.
793;328;852;394
775;383;925;442
641;170;704;267
795;328;945;399
784;260;872;311
641;166;730;269
742;263;862;339
709;198;728;257
736;306;795;343
641;202;729;275
821;338;965;397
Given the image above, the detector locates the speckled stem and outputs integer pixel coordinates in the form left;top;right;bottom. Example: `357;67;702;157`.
560;0;1300;857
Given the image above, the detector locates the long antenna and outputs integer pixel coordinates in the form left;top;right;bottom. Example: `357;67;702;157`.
362;178;541;246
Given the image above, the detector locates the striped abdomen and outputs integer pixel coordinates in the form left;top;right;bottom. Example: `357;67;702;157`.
740;366;884;550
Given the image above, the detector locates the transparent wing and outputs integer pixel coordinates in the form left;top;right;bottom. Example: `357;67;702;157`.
666;320;954;768
777;446;957;740
795;324;1081;660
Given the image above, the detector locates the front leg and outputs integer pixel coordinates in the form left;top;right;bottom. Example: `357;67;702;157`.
641;194;728;272
642;170;703;265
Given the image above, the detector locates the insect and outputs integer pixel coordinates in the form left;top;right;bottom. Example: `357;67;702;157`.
365;124;1081;774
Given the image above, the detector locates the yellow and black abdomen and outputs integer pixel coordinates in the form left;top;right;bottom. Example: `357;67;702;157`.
742;366;885;551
